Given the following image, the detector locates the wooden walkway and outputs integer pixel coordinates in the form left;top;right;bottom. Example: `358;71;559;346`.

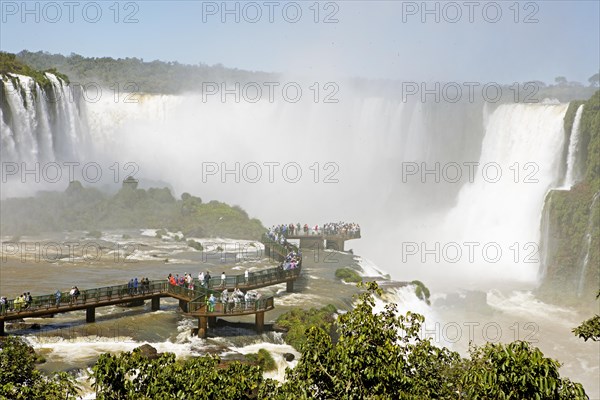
0;249;301;337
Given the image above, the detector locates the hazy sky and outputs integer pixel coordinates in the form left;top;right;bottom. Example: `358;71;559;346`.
1;1;599;84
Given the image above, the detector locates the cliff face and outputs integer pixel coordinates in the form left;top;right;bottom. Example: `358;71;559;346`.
538;91;600;308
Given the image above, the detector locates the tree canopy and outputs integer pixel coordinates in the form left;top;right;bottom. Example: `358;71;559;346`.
2;282;588;399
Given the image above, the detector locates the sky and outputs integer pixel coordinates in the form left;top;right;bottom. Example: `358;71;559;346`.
1;0;599;84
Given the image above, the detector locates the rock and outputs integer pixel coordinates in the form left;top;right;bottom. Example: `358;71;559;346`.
272;323;289;333
283;353;295;362
30;323;41;330
135;344;159;360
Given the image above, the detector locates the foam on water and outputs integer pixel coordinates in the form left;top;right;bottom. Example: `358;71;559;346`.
223;342;300;381
486;290;576;327
354;256;388;278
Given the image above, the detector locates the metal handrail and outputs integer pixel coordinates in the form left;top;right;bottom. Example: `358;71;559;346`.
1;261;300;317
189;296;274;315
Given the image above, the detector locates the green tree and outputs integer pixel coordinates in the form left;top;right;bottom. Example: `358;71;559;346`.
555;76;568;85
0;336;79;399
462;341;587;399
272;282;460;399
573;291;600;341
589;73;599;87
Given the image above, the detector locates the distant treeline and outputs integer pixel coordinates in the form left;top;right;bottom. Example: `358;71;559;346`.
15;50;278;94
0;179;265;239
9;50;599;101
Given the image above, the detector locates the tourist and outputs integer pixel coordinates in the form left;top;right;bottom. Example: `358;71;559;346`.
204;271;211;288
133;278;139;294
128;279;134;294
208;294;216;312
70;286;80;304
0;296;6;314
55;290;61;306
221;289;228;311
199;271;205;287
244;269;249;284
14;294;24;311
221;272;226;287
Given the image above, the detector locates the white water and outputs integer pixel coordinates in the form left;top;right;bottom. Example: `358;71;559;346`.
577;192;600;297
564;105;585;188
1;73;87;163
392;103;568;289
3;82;597;396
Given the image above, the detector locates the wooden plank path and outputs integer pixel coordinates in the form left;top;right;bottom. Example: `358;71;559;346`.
0;241;301;337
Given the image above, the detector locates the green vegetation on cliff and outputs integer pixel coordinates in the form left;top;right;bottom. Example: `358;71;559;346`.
539;91;600;307
334;267;362;283
0;180;265;239
275;304;338;351
1;52;69;88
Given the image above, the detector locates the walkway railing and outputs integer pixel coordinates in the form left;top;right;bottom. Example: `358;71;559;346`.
1;263;301;317
189;296;274;315
0;280;169;316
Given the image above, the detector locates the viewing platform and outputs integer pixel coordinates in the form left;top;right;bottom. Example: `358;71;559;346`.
0;261;301;338
265;223;361;252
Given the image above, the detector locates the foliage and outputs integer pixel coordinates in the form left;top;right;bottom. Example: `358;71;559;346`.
0;336;79;399
91;350;263;399
0;52;69;90
573;291;600;341
16;50;275;94
245;349;277;372
2;284;589;399
0;180;265;240
574;315;600;342
272;282;462;399
187;240;203;251
334;267;362;283
411;280;431;305
538;91;600;307
463;341;587;399
275;304;338;351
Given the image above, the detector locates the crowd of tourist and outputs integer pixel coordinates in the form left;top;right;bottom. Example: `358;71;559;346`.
212;287;262;313
281;250;301;270
127;278;151;294
322;222;361;238
266;222;361;240
1;292;32;311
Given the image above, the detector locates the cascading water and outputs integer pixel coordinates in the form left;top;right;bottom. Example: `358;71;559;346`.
563;104;584;188
2;85;598;397
0;73;87;163
396;103;569;289
577;191;600;297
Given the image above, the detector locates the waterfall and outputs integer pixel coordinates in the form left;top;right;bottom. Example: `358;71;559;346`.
1;81;575;286
577;191;600;297
0;73;87;163
563;104;584;188
538;192;553;282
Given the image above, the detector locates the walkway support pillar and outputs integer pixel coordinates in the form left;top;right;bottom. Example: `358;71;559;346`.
208;316;217;328
198;317;208;338
0;321;4;336
326;239;344;252
86;307;95;323
286;281;294;293
151;296;160;311
255;311;264;334
179;299;188;313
